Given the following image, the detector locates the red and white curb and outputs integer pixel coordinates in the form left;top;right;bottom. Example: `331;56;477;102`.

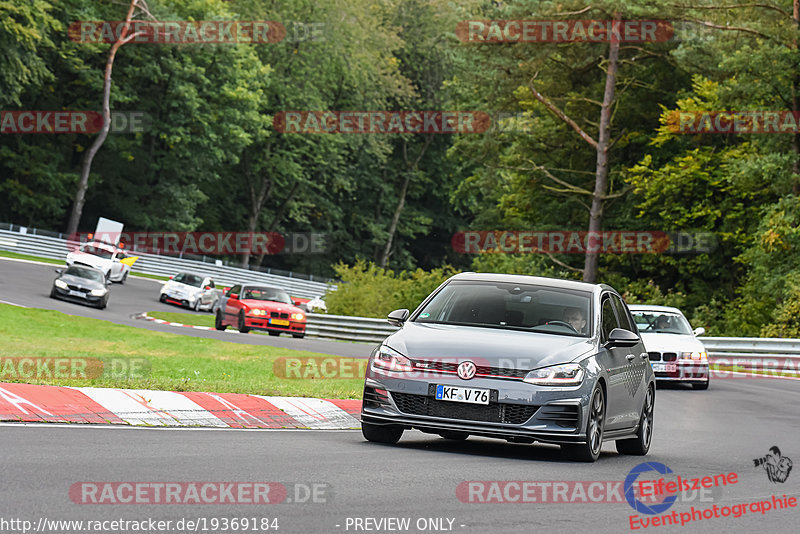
135;312;219;332
0;382;361;429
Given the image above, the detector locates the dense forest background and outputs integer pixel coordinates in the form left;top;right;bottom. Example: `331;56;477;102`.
2;0;800;335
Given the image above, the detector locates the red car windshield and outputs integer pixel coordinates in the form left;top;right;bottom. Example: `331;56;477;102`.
242;287;292;305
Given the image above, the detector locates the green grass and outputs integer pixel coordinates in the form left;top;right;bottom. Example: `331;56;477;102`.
0;250;63;265
0;304;365;398
150;310;215;327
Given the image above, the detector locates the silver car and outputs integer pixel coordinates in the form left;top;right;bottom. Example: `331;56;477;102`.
361;273;655;462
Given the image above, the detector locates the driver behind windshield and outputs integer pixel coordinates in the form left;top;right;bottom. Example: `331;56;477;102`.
563;307;586;334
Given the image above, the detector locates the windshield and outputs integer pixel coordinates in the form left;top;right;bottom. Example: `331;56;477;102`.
64;266;104;282
173;273;204;287
414;280;592;337
79;244;113;260
242;287;292;304
632;311;692;335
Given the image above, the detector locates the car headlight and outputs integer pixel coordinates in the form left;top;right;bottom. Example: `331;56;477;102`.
523;364;585;386
90;288;107;297
55;279;68;289
680;351;707;361
291;312;305;321
371;346;413;373
249;309;265;316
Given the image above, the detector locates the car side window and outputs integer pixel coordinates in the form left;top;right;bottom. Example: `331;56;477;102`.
611;295;636;333
227;285;241;297
600;297;619;343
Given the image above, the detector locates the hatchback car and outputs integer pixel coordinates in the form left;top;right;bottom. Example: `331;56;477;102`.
50;265;110;309
159;272;216;311
629;305;709;390
215;284;306;338
360;273;655;462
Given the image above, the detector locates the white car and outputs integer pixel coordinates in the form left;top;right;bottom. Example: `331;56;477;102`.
65;241;131;283
629;304;709;390
159;272;217;311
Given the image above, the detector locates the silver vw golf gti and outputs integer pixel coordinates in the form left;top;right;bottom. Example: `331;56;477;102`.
361;273;655;461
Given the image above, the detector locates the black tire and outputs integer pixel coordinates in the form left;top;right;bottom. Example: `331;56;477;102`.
159;294;167;303
362;422;403;444
215;311;226;331
562;385;605;462
439;431;469;441
120;272;127;284
616;385;654;456
238;312;251;334
268;331;280;337
292;333;305;339
692;381;709;390
96;296;108;310
193;299;201;311
50;288;57;299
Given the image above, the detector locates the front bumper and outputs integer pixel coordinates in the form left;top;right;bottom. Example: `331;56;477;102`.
243;316;306;334
652;361;709;383
360;370;591;445
52;286;105;306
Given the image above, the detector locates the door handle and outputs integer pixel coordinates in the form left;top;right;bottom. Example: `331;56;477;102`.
626;354;635;361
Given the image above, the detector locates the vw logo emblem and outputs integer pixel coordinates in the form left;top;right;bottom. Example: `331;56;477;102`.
457;361;477;380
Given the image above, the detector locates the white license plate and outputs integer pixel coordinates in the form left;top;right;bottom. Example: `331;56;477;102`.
435;385;490;405
68;290;85;297
652;363;677;372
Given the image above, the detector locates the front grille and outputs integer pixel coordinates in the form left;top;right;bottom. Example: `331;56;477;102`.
410;359;528;380
391;392;537;425
537;404;580;429
270;311;289;319
649;352;678;362
66;284;90;293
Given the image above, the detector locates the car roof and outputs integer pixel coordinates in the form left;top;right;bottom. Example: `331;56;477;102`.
448;272;610;294
627;304;684;314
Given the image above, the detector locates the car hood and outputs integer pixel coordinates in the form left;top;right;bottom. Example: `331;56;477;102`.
165;281;203;294
639;332;705;352
67;252;110;268
240;300;304;314
385;322;595;369
59;273;106;290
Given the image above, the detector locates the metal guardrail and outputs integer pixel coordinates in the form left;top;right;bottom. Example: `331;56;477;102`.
0;228;334;299
305;313;399;343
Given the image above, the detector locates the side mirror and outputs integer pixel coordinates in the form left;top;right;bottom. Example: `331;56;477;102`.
169;275;174;280
605;328;641;349
387;308;410;327
204;286;211;291
54;268;63;275
229;293;239;300
693;327;706;337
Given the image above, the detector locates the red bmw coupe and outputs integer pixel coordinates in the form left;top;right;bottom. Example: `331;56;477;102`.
215;284;306;338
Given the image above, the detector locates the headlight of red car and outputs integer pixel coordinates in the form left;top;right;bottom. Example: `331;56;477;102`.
291;312;305;321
